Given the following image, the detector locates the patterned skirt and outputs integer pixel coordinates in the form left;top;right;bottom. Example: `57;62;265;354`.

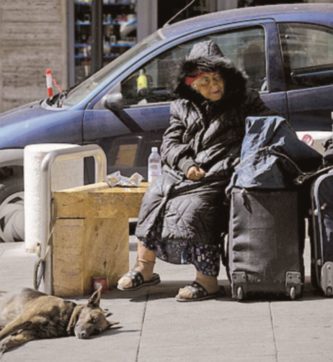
140;191;228;277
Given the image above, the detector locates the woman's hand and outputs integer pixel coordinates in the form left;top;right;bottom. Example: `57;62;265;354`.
186;166;206;181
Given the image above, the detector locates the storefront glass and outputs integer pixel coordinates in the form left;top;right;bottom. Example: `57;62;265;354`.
74;0;137;84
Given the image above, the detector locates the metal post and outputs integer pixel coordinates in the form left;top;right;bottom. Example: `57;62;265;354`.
39;144;107;294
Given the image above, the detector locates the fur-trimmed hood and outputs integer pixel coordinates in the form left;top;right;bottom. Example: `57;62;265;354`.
175;40;247;107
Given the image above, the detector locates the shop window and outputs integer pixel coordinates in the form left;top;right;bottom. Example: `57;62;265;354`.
157;0;214;28
74;0;137;84
279;23;333;89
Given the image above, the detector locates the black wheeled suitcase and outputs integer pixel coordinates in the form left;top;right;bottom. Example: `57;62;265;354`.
228;188;304;301
310;169;333;296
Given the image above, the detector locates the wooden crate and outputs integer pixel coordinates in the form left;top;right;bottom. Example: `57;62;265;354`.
49;182;147;296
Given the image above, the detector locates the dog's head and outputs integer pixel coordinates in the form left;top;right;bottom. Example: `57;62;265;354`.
66;287;117;339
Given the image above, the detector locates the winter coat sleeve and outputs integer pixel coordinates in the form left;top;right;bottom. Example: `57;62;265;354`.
160;100;197;175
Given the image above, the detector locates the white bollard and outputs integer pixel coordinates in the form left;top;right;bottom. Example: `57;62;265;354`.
24;144;84;252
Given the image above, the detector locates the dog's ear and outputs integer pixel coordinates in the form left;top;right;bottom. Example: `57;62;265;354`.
88;286;102;308
66;305;83;335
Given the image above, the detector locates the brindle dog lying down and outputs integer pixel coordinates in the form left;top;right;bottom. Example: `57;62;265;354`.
0;287;118;354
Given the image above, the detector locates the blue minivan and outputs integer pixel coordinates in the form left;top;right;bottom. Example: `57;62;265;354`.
0;3;333;242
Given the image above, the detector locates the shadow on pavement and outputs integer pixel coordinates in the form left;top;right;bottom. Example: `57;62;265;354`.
98;278;330;304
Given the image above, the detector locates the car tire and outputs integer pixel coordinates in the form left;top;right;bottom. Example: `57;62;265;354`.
0;176;24;242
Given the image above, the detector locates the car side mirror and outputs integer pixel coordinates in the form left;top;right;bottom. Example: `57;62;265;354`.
101;92;144;133
102;93;124;111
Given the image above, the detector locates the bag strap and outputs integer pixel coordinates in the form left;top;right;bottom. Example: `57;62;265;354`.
295;166;333;184
235;145;327;187
265;148;328;185
266;148;308;184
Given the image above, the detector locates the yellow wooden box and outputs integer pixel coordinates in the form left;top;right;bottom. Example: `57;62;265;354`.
50;182;147;296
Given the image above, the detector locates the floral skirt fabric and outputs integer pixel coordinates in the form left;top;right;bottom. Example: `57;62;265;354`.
136;174;230;277
141;215;223;277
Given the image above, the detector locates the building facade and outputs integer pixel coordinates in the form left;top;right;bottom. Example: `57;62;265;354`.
0;0;69;112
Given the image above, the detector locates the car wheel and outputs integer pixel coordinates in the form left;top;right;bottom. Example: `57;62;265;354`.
0;176;24;242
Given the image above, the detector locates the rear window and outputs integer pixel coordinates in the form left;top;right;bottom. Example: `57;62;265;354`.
279;23;333;89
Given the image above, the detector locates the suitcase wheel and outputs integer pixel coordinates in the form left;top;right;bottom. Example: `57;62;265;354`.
289;286;296;300
236;286;245;301
321;262;333;297
325;286;333;297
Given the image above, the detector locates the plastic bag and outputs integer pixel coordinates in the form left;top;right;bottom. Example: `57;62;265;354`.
105;171;144;187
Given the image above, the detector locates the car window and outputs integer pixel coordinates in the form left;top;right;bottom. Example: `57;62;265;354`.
63;31;163;107
120;43;190;106
119;26;267;107
279;23;333;89
211;27;266;91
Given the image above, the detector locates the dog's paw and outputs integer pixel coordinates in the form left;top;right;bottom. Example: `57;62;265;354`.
0;335;13;354
0;340;7;354
110;321;121;329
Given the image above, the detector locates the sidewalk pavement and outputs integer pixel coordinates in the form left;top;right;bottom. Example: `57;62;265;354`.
0;237;332;362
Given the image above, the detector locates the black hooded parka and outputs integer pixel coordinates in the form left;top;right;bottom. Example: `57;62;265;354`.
135;40;272;276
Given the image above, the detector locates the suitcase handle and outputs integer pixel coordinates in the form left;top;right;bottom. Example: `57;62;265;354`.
220;232;228;267
240;189;252;212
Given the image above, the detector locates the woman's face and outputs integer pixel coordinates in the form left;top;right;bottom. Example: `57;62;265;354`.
191;72;225;102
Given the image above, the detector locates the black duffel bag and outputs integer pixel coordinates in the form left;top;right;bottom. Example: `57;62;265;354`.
229;116;322;190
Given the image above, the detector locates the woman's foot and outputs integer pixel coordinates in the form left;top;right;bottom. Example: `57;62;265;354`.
176;272;221;301
196;271;220;294
117;269;161;291
117;241;158;290
117;259;155;290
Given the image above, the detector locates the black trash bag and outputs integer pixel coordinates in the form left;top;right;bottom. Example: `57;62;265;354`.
230;116;322;190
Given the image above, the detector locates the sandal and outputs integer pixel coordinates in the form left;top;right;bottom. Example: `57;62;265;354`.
175;281;222;302
117;270;160;291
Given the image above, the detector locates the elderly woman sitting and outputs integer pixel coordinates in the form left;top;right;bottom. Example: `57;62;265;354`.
117;40;272;302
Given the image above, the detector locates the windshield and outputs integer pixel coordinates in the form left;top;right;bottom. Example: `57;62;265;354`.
63;31;163;107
